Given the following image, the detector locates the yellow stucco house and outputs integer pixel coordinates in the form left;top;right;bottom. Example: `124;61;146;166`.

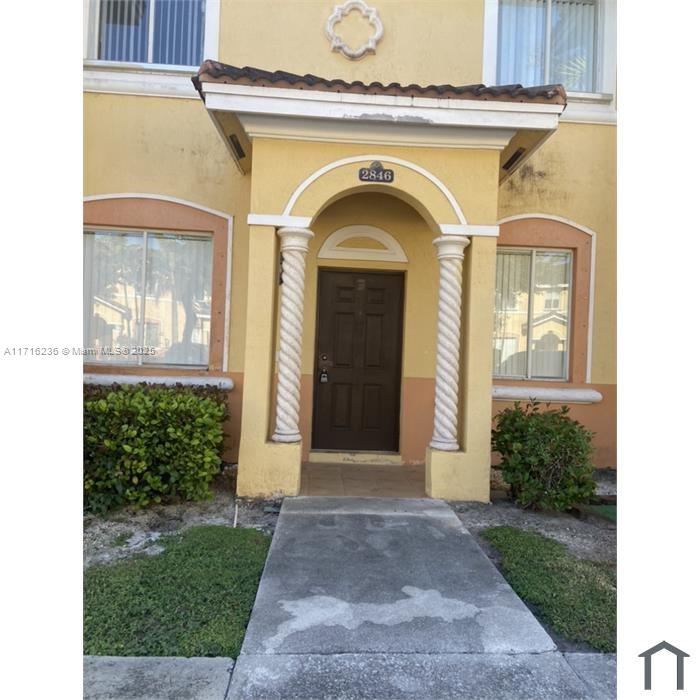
83;0;616;500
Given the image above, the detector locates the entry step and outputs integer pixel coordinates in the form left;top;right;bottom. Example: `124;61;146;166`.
308;451;403;465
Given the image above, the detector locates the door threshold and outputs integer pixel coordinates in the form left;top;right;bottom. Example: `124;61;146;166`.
308;450;403;466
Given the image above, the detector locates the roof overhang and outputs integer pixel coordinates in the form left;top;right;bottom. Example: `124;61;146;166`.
196;81;566;181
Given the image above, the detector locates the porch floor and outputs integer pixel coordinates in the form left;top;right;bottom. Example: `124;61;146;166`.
300;462;425;498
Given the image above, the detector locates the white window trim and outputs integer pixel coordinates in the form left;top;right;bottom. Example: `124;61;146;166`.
483;0;616;125
83;0;220;98
493;246;573;382
492;385;602;404
84;373;234;389
318;225;408;263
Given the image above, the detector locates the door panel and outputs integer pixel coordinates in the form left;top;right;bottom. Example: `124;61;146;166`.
313;270;404;451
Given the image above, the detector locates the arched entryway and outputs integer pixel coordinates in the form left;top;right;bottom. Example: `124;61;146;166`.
237;147;499;503
297;191;438;496
299;192;436;461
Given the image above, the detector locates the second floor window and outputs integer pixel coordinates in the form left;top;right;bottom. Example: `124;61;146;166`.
94;0;205;66
497;0;598;93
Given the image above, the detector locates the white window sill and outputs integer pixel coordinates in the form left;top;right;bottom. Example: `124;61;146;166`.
84;60;198;72
83;60;200;99
561;92;616;125
492;385;602;404
84;373;234;390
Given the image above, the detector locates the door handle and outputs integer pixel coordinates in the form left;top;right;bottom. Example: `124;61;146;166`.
319;368;329;384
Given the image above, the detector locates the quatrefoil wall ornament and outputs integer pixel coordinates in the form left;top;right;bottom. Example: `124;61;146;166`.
325;0;384;60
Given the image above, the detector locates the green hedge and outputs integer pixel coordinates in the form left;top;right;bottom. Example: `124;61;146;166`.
84;383;228;514
492;402;596;511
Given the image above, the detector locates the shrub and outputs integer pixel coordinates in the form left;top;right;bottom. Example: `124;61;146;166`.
491;402;595;511
84;384;227;514
83;382;229;406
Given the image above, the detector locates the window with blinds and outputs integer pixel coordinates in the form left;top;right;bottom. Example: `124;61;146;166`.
95;0;206;66
493;249;572;380
497;0;599;93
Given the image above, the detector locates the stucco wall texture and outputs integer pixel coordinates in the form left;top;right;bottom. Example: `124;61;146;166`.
83;1;616;473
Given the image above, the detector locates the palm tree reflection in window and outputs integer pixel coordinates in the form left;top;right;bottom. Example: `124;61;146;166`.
549;0;597;93
145;233;213;366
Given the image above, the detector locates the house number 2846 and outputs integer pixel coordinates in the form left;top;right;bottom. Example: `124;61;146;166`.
359;165;394;182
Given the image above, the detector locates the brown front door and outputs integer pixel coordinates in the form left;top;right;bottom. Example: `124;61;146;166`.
313;269;404;451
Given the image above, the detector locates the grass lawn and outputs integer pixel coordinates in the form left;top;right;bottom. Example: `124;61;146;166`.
581;504;617;522
481;526;616;652
84;525;270;657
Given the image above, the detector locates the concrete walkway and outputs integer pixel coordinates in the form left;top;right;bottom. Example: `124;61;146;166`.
229;497;615;699
83;656;234;699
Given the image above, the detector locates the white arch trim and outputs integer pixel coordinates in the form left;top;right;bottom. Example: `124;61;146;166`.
83;192;233;223
497;213;598;384
282;154;468;225
84;193;234;372
319;225;408;263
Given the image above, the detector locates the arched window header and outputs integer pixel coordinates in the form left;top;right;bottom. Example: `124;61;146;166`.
318;225;408;263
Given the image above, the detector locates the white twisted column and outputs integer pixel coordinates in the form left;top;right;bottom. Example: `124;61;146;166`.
430;235;470;451
271;227;314;443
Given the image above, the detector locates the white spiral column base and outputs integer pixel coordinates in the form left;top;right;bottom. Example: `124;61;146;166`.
271;227;313;444
430;235;470;451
